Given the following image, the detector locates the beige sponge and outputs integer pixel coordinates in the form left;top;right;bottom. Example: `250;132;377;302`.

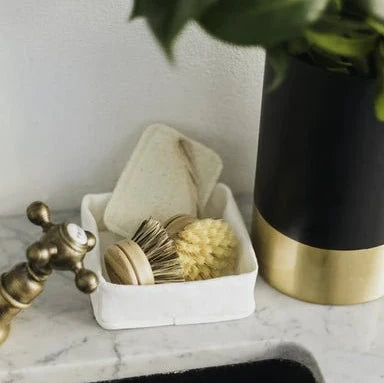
104;124;223;238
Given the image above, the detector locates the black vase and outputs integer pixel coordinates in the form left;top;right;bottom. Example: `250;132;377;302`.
252;56;384;304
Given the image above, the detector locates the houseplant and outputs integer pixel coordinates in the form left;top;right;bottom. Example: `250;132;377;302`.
131;0;384;305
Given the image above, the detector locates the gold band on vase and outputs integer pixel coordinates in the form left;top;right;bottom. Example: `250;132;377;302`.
252;207;384;305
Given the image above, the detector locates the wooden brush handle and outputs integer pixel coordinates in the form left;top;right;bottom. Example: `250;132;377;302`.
104;240;155;285
163;215;196;238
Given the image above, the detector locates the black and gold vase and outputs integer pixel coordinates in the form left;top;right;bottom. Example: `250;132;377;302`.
253;56;384;304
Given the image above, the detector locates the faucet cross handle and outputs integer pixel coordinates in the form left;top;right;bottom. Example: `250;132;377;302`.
27;201;53;231
26;201;99;294
0;201;99;346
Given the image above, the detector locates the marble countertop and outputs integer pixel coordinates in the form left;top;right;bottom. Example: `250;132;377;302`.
0;210;383;383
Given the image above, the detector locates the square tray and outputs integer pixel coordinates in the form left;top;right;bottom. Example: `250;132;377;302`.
81;183;258;329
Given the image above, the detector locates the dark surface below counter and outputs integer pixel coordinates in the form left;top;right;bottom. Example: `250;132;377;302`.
97;359;317;383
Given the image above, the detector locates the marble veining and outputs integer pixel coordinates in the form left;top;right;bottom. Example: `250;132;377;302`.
0;210;383;382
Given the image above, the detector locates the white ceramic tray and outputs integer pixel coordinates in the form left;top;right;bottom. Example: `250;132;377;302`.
81;183;258;330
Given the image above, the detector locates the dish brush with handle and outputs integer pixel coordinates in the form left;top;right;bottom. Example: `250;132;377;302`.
104;215;238;285
104;217;184;285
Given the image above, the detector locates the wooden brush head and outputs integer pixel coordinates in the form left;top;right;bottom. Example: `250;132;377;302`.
163;214;196;238
105;218;184;285
132;217;185;284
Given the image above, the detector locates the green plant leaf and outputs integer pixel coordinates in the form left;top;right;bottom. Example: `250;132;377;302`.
367;17;384;35
349;0;384;21
198;0;330;47
309;14;373;34
374;42;384;121
265;48;290;92
130;0;217;58
330;0;343;11
287;38;309;56
305;47;372;75
305;16;378;57
305;30;377;57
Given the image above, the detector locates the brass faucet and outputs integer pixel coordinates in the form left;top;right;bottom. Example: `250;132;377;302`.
0;201;99;345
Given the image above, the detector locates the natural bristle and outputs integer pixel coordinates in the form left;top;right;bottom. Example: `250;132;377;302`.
175;218;238;281
132;218;185;283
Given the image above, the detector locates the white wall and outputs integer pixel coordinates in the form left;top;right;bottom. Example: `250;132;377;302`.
0;0;265;216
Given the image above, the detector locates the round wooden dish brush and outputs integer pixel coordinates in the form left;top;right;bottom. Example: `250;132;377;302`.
164;215;239;281
104;217;185;285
